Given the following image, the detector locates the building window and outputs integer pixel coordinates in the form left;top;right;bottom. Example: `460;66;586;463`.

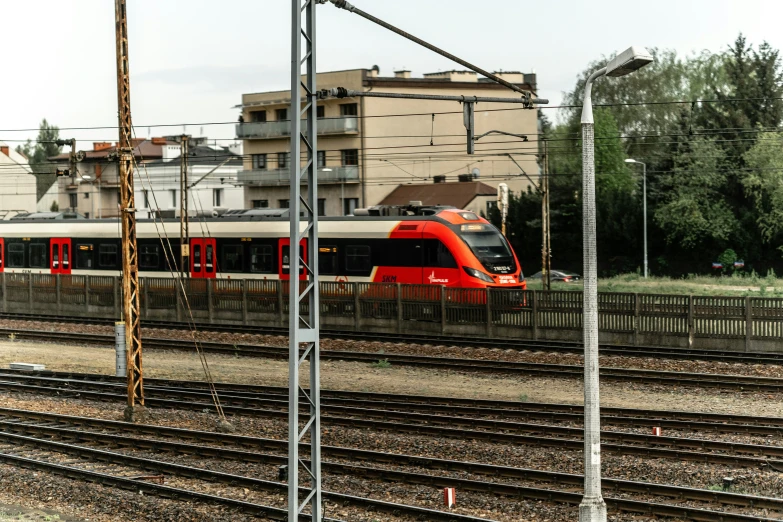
279;199;290;209
341;149;359;166
252;154;267;170
8;244;24;268
140;244;160;269
99;244;118;268
340;103;358;116
252;199;269;209
317;198;326;216
317;151;326;168
277;152;289;169
29;244;47;268
222;245;244;272
251;110;267;122
170;189;177;208
486;200;498;215
343;197;359;216
316;105;325;118
251;245;274;273
68;193;77;209
276;108;288;121
83;192;90;199
213;188;223;207
346;245;371;272
143;190;150;208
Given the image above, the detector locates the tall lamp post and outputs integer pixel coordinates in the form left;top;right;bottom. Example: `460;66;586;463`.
580;46;653;522
625;159;647;278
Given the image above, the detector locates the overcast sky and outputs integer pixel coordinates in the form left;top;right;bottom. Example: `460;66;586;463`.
0;0;780;147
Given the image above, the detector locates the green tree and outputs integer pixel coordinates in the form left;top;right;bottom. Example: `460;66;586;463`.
15;119;63;199
742;131;783;247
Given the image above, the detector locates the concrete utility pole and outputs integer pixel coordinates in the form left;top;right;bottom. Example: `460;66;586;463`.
580;47;652;522
180;135;190;278
288;0;322;519
542;140;551;291
114;0;145;422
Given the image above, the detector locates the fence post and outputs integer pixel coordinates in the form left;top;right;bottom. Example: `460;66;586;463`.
56;275;62;314
27;274;33;310
531;290;538;340
485;288;492;337
687;295;694;348
113;276;120;318
241;279;248;325
633;293;640;346
396;283;403;333
353;282;360;331
277;280;285;326
440;286;447;334
207;280;214;322
84;276;90;313
745;296;752;352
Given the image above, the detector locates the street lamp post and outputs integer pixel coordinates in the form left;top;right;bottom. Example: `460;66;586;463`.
625;159;647;278
580;46;653;522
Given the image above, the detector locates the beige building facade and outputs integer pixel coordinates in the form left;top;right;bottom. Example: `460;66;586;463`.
237;67;540;215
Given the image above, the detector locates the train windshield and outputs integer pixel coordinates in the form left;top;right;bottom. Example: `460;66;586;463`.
457;224;516;273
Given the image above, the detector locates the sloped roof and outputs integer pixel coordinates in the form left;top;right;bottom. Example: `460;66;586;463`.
380;181;496;209
48;138;179;161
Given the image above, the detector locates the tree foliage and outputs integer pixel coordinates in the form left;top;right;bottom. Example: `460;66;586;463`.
16;119;62;200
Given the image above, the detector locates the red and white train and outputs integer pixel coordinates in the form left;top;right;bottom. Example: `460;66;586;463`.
0;205;525;289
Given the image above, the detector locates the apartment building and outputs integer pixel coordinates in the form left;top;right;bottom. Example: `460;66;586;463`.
48;137;242;219
236;67;540;215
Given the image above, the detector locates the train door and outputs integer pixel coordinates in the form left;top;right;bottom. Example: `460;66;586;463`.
190;238;217;279
0;238;5;273
50;238;71;275
278;238;307;281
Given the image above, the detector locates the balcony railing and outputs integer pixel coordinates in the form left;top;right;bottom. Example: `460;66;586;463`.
236;117;359;140
237;166;359;186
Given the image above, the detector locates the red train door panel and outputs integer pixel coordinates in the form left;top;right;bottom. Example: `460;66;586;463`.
50;238;71;275
0;238;5;273
190;238;216;279
278;238;307;281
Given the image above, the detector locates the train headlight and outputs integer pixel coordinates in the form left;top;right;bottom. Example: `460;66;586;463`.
462;266;494;283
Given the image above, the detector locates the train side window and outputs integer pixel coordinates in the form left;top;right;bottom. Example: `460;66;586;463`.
346;245;371;272
52;244;60;269
140;244;160;269
222;245;244;272
62;244;69;269
98;244;118;268
206;245;214;273
424;240;457;268
282;245;304;275
76;244;93;269
8;244;24;268
193;245;202;270
318;246;338;275
29;244;47;268
250;245;273;273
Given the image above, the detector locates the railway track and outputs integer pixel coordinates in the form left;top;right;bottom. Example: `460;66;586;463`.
0;406;779;521
4;370;783;470
5;329;783;392
3;311;783;364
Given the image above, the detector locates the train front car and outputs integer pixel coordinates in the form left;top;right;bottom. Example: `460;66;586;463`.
433;209;525;289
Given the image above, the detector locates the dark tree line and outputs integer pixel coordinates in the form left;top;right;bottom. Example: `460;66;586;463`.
494;35;783;278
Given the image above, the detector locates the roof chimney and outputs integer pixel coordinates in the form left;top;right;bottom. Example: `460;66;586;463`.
93;142;112;151
151;137;167;145
367;65;380;78
433;175;446;184
394;70;411;79
0;146;8;157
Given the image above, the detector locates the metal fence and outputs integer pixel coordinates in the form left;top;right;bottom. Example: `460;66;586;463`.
7;273;783;351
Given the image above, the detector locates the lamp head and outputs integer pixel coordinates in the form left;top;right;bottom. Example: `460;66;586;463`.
624;159;637;164
605;46;653;77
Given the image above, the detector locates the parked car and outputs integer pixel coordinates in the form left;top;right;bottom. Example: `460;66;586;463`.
528;270;581;283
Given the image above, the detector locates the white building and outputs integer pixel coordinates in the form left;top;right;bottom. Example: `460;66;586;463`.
0;142;38;216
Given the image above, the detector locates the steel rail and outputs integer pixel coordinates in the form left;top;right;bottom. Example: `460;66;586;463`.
6;368;783;432
6;329;783;391
2;376;783;471
3;312;783;365
0;429;486;522
0;409;778;521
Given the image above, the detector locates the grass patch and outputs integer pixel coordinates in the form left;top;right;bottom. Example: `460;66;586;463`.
370;359;391;369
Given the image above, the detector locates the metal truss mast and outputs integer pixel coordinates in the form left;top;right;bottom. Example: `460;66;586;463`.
289;0;322;519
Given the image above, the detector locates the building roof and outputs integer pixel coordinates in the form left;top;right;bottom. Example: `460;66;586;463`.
48;138;179;162
379;181;496;209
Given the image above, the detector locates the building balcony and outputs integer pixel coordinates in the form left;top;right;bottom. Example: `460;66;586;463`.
236;117;359;140
237;166;359;186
